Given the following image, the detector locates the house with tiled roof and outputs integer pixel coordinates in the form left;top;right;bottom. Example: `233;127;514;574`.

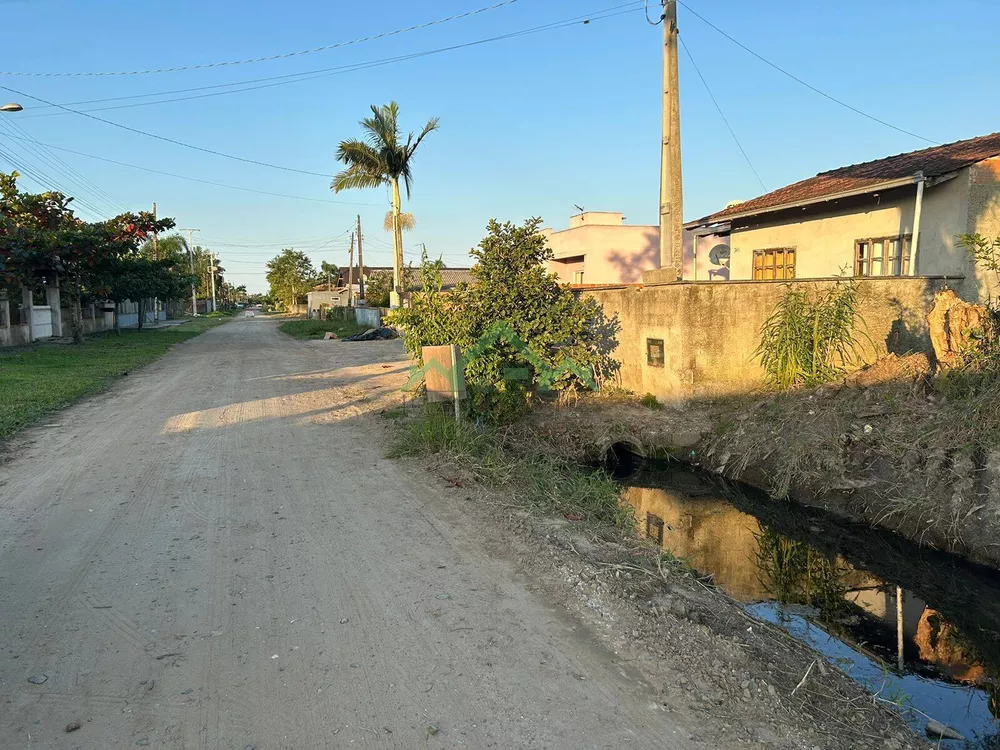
682;132;1000;297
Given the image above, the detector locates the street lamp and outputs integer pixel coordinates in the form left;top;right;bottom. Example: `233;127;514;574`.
0;103;23;112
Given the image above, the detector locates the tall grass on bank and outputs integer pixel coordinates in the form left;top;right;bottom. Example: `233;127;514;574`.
757;279;865;389
389;405;633;530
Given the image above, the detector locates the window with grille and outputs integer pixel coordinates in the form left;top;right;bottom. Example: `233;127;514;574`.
752;248;796;280
855;235;911;277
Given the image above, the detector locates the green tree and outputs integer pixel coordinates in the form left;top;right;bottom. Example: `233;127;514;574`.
364;270;392;308
320;260;339;289
1;171;175;343
365;265;415;308
389;219;621;420
266;248;315;309
332;102;439;306
98;254;191;331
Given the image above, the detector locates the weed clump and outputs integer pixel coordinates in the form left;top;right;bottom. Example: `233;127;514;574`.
390;405;633;530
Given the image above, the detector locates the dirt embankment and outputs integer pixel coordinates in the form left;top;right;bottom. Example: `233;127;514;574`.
402;413;927;750
529;371;1000;573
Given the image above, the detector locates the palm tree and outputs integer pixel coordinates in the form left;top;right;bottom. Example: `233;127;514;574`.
383;211;416;233
332;102;439;307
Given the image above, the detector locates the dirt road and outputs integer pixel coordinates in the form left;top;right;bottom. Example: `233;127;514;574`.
0;318;701;749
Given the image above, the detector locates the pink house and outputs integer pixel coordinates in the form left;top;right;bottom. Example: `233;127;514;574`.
542;212;658;286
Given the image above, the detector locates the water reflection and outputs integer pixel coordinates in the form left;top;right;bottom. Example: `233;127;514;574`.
621;466;1000;746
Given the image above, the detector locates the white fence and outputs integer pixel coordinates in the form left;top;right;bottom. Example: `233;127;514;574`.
2;286;177;348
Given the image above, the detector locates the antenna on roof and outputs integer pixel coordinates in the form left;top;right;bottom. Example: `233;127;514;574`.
573;204;585;213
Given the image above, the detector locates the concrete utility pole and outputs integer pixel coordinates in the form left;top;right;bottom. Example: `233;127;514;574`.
356;214;365;303
151;202;160;326
209;251;218;313
181;228;200;316
348;232;355;307
659;0;684;279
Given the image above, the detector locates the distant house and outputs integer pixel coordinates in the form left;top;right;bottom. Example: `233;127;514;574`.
683;132;1000;299
306;285;350;318
542;211;657;286
334;266;473;296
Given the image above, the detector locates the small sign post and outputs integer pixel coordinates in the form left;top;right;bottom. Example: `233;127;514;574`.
421;344;466;422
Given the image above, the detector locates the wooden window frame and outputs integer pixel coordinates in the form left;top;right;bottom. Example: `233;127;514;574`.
646;513;665;545
752;248;796;280
854;235;911;277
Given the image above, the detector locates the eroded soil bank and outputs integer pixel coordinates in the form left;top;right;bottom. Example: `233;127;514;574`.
528;375;1000;573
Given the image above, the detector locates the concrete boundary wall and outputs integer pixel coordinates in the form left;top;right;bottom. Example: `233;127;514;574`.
1;294;178;347
354;307;384;328
585;276;961;400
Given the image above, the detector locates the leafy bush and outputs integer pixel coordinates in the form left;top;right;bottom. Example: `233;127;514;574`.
388;218;620;420
757;279;866;389
364;267;415;308
325;307;352;322
640;393;663;410
364;270;392;308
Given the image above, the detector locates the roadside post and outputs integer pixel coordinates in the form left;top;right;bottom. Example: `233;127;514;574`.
421;345;466;422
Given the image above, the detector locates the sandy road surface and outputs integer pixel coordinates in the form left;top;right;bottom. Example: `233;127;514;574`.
0;318;700;749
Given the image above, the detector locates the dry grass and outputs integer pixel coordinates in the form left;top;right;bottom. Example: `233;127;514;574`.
705;371;1000;564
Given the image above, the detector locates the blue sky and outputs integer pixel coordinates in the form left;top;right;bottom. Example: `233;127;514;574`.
1;0;997;292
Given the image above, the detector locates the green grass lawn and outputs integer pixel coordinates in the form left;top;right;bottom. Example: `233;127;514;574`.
278;318;367;340
0;316;229;441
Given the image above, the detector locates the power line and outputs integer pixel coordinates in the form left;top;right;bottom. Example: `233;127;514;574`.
678;36;765;192
0;118;129;214
0;132;379;205
21;3;644;119
0;3;640;177
0;83;331;177
676;1;935;144
1;0;522;76
0;132;109;218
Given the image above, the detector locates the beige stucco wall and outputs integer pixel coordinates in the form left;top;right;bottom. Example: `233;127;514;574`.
586;276;957;400
967;156;1000;299
543;224;659;285
725;173;970;282
569;211;623;229
307;291;348;318
622;486;768;600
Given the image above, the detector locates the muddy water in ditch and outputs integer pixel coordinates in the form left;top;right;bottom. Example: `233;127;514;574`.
620;464;1000;747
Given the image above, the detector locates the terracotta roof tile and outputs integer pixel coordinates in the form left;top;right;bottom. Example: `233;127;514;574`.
702;132;1000;223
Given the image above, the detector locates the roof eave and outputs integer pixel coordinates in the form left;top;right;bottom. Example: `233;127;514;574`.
689;174;923;228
